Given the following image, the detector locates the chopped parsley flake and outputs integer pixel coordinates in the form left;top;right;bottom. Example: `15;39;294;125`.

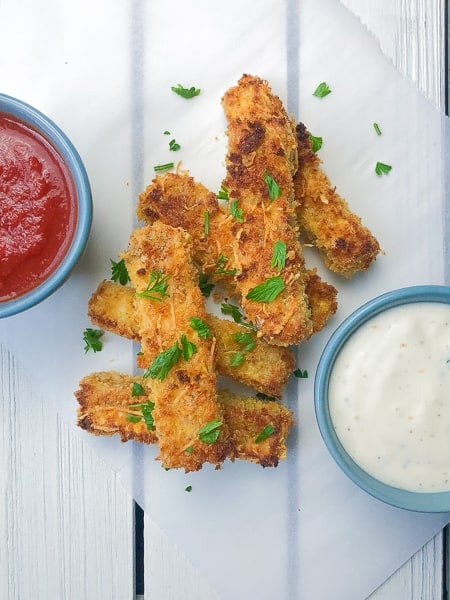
293;368;308;378
313;82;332;98
137;270;170;301
83;328;103;353
264;171;282;201
154;162;174;172
169;139;181;151
229;351;246;367
271;241;287;271
375;161;392;176
255;424;275;443
309;134;323;153
230;199;244;223
185;485;193;492
214;254;237;276
198;419;223;444
373;122;382;136
143;342;182;381
127;400;155;431
131;382;145;396
199;273;214;297
221;302;256;329
110;258;130;285
245;276;285;303
203;210;210;235
189;316;212;339
180;334;197;361
171;84;201;99
217;185;229;201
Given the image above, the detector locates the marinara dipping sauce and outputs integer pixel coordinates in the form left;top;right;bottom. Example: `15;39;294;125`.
0;112;77;301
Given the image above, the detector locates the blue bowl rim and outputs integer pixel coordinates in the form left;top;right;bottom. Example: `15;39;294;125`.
314;284;450;513
0;93;92;318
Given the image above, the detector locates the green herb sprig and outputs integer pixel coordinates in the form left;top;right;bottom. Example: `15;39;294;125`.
198;419;223;444
83;328;104;353
245;276;285;303
137;270;170;301
110;258;130;285
171;84;201;99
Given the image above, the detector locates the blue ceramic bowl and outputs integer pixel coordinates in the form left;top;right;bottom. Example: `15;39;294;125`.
0;94;92;317
315;285;450;513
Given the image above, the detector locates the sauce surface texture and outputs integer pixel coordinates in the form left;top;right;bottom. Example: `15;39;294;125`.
0;113;77;301
329;302;450;493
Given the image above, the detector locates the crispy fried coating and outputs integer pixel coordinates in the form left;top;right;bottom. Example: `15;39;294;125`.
75;371;294;467
88;280;295;398
221;74;313;346
294;123;380;277
121;222;234;471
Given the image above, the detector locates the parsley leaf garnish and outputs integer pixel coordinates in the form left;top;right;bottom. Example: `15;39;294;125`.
180;334;197;361
217;185;229;201
245;276;285;303
255;424;275;443
264;171;282;201
309;134;323;153
143;342;182;380
220;302;256;329
189;316;212;339
271;241;287;271
171;84;201;99
185;485;193;492
126;400;155;430
293;368;308;378
230;199;243;223
169;139;180;151
229;352;245;367
198;419;223;444
137;270;170;301
231;331;256;353
131;382;145;396
154;162;174;172
214;254;237;276
313;82;332;98
110;258;130;285
83;328;103;353
199;273;214;297
375;161;392;176
373;122;382;136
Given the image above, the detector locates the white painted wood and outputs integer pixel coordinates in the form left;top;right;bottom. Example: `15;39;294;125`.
0;346;135;599
143;1;448;598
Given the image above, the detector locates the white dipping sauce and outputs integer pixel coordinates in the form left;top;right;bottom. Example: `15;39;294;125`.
329;302;450;493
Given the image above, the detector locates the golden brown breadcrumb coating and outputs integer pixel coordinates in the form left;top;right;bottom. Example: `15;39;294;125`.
221;74;313;345
294;123;380;277
75;371;294;468
121;222;234;471
88;279;295;398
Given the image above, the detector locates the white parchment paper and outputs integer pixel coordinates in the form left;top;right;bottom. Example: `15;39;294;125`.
0;0;449;598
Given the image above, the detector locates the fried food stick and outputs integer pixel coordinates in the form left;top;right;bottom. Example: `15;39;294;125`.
121;222;234;471
88;280;296;399
294;123;380;277
220;74;313;346
76;371;294;467
138;173;337;335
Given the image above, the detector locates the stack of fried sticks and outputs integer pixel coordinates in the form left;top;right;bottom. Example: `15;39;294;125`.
75;74;380;473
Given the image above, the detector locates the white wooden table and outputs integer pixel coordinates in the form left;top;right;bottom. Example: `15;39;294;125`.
1;1;448;598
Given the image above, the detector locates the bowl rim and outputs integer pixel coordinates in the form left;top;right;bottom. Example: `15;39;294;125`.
314;284;450;513
0;93;92;318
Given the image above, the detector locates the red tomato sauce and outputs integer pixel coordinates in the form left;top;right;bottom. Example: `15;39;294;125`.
0;113;77;301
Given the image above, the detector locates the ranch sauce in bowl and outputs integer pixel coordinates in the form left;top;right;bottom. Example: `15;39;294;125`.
329;301;450;493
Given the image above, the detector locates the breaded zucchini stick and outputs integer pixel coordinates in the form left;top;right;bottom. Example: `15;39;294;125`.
75;371;294;468
121;222;234;471
220;74;313;346
138;173;337;336
88;280;296;399
294;123;380;277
